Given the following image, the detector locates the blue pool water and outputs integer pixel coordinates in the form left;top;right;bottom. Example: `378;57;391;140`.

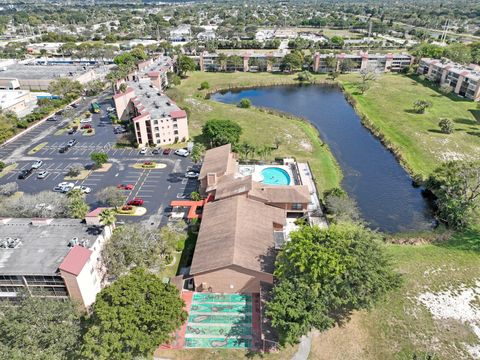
261;167;291;186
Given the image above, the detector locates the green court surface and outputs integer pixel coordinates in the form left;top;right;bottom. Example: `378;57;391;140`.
185;337;252;349
185;293;254;349
188;314;252;324
193;293;251;303
186;324;252;336
190;302;252;314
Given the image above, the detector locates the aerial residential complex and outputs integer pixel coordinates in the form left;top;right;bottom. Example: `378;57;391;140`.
113;55;189;146
175;144;322;294
0;217;111;309
195;51;413;73
417;58;480;101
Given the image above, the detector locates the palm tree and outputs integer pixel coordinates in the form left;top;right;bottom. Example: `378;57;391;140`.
100;208;117;228
217;53;227;72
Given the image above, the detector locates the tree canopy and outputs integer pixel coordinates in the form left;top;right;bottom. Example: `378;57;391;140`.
48;78;83;100
81;268;187;360
266;223;400;345
0;295;82;360
425;160;480;229
102;224;174;277
178;54;196;76
202;119;243;147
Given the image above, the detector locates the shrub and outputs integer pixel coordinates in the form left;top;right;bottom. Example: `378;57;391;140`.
0;182;18;196
438;118;454;134
0;161;5;171
238;98;252;108
16;120;28;129
199;81;210;90
413;99;432;114
175;239;185;252
66;164;83;177
439;83;453;95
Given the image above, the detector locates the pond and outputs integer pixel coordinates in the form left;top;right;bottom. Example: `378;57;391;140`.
211;85;435;233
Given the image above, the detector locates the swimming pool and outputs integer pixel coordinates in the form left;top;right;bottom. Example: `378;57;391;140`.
261;167;291;186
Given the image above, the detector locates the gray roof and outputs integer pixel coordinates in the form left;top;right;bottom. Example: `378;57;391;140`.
128;80;183;120
0;63;94;80
0;218;101;276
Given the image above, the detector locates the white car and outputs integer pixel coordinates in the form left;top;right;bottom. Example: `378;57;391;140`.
80;118;92;123
37;170;49;179
139;147;147;155
31;160;43;169
174;149;190;157
73;185;91;194
58;182;74;188
107;107;115;112
62;184;74;193
185;171;199;179
52;186;64;192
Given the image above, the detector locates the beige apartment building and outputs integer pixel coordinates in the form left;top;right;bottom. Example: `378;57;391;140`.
113;56;189;146
417;58;480;101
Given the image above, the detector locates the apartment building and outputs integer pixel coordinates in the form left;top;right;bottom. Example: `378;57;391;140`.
0;89;35;116
417;58;480;101
195;51;412;73
312;52;413;73
0;218;112;309
113;56;188;146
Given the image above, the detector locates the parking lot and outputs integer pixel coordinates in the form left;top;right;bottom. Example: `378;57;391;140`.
0;90;198;227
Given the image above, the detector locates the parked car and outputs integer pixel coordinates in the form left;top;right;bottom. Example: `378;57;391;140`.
117;184;134;190
55;110;64;116
139;147;147;155
68;128;77;135
185;171;200;179
174;148;190;157
98;122;106;127
127;198;144;206
107;107;115;112
72;185;91;194
152;148;160;155
37;170;49;179
31;160;43;169
67;139;77;147
62;184;74;193
46;116;57;121
163;148;172;155
59;146;69;153
18;168;33;179
58;182;75;188
80;118;92;123
53;186;64;192
81;124;92;129
71;103;79;108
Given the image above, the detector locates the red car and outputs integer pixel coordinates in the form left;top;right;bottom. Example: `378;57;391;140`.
127;198;144;206
117;184;134;190
81;124;92;129
163;148;172;155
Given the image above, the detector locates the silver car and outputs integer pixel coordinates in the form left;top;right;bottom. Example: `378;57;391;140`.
37;170;48;179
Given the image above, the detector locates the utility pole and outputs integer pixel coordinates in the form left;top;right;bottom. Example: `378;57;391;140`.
441;19;449;45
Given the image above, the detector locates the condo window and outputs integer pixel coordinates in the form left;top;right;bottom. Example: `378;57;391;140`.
174;130;178;135
291;203;303;210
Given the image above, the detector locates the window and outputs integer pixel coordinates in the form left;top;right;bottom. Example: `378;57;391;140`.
174;130;178;135
154;126;159;131
153;120;158;125
291;203;303;210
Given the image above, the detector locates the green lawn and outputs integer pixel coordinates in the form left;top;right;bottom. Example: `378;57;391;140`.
340;73;480;177
169;71;342;193
309;228;480;360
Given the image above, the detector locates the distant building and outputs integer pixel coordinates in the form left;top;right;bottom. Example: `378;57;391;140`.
170;24;192;42
197;30;216;41
417;58;480;101
0;218;112;309
0;59;108;91
0;89;35;116
113;56;189;146
312;52;413;73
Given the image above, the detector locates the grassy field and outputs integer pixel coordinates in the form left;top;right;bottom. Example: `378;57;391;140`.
309;229;480;360
168;71;342;193
340;73;480;177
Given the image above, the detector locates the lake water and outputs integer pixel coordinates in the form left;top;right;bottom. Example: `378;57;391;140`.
211;85;435;233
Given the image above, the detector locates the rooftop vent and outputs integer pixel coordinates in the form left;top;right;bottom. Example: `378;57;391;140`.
0;237;21;249
68;237;79;247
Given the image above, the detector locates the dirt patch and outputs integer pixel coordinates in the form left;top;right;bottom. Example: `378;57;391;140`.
418;281;480;359
309;312;373;360
299;140;313;152
185;97;212;112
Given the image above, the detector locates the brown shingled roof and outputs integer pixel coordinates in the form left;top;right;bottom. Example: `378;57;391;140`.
190;196;285;275
249;184;311;204
215;175;253;200
198;144;236;180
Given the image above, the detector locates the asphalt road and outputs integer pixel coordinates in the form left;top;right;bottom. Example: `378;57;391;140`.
0;90;197;227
